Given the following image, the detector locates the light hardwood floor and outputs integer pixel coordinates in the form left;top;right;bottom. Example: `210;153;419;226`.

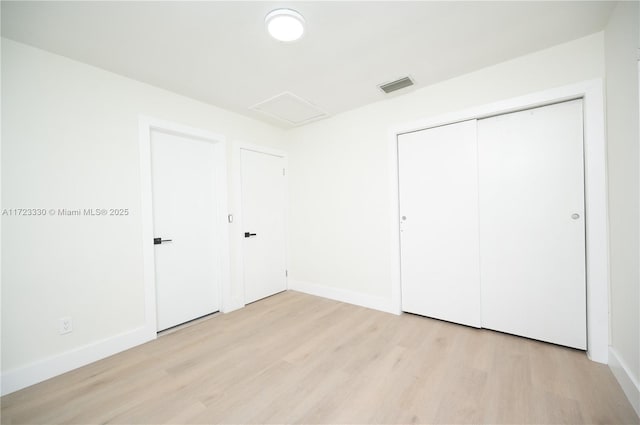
2;291;638;424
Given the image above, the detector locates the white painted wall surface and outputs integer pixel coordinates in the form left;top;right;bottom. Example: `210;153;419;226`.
287;33;605;305
604;2;640;415
1;39;286;381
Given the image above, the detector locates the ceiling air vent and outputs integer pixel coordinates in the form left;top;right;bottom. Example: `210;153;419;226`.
379;76;414;94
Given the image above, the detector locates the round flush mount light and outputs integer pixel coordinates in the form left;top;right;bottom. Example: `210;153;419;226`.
265;9;305;42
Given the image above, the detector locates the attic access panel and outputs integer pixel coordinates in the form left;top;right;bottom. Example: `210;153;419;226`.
251;92;328;126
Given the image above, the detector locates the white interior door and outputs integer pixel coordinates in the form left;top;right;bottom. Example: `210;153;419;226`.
478;99;586;349
398;120;481;327
151;130;221;331
241;149;287;304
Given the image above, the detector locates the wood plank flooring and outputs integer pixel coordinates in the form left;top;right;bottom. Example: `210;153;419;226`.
2;291;638;424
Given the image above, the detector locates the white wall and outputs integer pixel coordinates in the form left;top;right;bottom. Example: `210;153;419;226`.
1;39;286;390
604;1;640;415
287;33;605;307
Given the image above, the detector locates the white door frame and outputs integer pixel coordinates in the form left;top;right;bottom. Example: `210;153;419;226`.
232;141;289;307
388;79;609;363
139;116;231;338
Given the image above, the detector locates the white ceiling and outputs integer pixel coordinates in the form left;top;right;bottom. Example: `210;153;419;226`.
1;1;615;128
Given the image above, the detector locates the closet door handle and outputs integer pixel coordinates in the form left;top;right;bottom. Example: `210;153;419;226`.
244;232;257;238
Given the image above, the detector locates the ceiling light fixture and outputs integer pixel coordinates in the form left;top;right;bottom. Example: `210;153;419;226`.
265;9;305;42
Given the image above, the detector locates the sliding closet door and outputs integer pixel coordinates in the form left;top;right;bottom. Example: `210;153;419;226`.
478;100;586;349
398;120;481;327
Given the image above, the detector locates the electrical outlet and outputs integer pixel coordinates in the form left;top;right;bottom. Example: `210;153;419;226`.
59;317;72;335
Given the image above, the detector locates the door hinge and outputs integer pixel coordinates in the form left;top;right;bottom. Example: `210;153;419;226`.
285;270;288;277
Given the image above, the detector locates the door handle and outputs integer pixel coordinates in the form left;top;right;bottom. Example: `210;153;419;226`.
154;237;173;245
244;232;257;238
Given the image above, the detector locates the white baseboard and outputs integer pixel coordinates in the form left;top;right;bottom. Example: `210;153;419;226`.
221;301;245;314
289;279;397;315
1;325;156;396
609;347;640;417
